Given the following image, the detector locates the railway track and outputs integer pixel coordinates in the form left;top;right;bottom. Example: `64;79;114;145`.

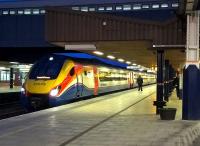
0;102;27;120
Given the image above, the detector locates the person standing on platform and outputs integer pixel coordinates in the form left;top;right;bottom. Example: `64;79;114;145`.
174;75;180;98
137;75;143;91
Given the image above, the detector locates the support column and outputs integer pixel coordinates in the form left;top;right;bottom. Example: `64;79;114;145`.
154;50;166;114
10;68;14;89
183;11;200;120
164;60;170;101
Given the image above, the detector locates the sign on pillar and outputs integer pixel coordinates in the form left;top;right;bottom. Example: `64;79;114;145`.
186;11;199;68
183;11;200;120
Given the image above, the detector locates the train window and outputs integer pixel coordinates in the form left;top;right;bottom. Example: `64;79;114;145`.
29;55;65;80
70;67;75;76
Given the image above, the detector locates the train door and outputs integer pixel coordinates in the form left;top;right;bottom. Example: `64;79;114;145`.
93;67;99;95
129;72;134;88
75;65;83;98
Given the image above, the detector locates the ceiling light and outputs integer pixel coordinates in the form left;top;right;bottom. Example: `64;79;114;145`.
0;67;6;70
132;63;137;66
118;59;124;62
10;62;19;64
93;51;104;56
107;55;115;59
126;61;131;64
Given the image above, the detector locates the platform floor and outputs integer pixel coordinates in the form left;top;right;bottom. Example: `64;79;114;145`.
0;85;199;146
0;86;20;93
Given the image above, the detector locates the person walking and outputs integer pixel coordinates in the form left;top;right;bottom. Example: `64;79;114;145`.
137;75;143;91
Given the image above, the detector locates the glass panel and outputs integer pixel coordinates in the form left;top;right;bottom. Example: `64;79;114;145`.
40;9;46;14
106;6;113;11
123;5;131;11
72;7;79;11
172;3;179;7
24;9;31;15
81;7;88;12
161;4;168;8
152;4;160;9
33;9;40;14
10;10;16;15
17;10;24;15
89;8;95;11
3;10;9;15
142;5;149;9
116;6;122;10
133;4;141;10
98;7;105;11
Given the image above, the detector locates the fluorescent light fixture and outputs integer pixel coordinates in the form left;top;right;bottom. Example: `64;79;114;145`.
126;61;131;64
37;76;50;79
139;68;144;71
93;51;104;56
132;63;137;66
10;62;19;64
107;55;115;59
118;59;124;62
0;67;6;70
65;44;96;50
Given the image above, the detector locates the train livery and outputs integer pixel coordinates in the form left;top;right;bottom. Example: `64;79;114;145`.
21;53;156;110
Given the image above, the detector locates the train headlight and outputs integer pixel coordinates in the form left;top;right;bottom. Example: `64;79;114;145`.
49;86;61;97
21;87;25;94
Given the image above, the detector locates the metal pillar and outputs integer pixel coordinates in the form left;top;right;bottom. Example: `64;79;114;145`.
164;60;170;101
10;68;14;89
154;50;166;114
183;11;200;120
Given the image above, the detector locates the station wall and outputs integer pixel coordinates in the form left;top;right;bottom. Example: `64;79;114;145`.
0;15;50;47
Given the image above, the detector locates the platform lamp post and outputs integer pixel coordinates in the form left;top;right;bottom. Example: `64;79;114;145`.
183;11;200;120
154;49;166;114
10;68;14;89
164;60;170;101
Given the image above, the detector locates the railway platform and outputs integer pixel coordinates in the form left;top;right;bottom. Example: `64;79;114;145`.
0;85;200;146
0;86;20;93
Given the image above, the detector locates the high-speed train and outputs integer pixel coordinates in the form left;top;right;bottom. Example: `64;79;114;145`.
21;53;156;110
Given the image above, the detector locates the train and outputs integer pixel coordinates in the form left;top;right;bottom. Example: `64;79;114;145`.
20;53;156;110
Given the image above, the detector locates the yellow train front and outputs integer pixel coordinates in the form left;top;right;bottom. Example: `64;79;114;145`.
20;54;156;110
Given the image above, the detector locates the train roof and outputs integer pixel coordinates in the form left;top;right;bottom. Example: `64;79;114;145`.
53;53;156;75
54;53;128;69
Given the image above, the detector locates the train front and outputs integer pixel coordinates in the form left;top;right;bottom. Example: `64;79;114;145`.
20;55;67;110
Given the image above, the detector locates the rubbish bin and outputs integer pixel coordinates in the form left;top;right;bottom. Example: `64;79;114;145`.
159;108;177;120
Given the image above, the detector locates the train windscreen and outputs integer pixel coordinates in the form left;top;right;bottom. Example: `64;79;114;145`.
29;55;66;80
